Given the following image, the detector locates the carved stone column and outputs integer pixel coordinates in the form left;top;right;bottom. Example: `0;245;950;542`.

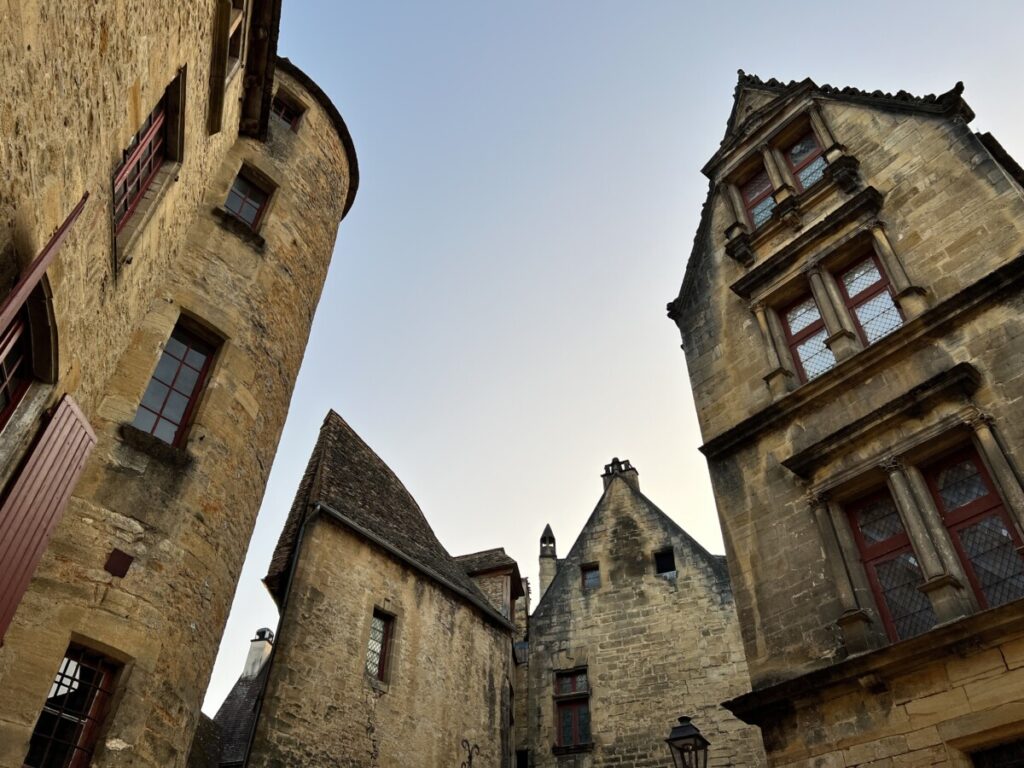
881;457;969;624
751;302;794;398
806;265;859;360
807;491;875;653
870;224;928;318
967;411;1024;537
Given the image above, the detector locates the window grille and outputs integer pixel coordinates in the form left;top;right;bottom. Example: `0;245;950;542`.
224;173;271;229
784;132;828;191
741;166;776;229
782;295;836;382
366;609;394;681
112;96;167;234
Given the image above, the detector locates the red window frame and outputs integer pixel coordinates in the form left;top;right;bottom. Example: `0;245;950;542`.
783;131;826;192
780;294;830;383
366;609;394;682
23;645;120;768
554;669;591;748
846;490;931;642
270;95;303;131
924;446;1024;609
740;166;775;230
130;325;215;447
0;309;33;432
224;173;271;230
112;97;167;234
836;254;903;346
580;563;600;591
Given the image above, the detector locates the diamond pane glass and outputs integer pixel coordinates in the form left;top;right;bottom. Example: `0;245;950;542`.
366;614;386;679
856;495;905;545
796;329;837;380
854;290;903;344
750;196;776;228
958;516;1024;608
874;553;937;640
842;260;882;298
787;134;819;165
937;460;988;512
741;168;773;203
797;156;828;189
785;298;821;335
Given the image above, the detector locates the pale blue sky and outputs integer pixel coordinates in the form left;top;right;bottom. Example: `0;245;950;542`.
204;0;1024;712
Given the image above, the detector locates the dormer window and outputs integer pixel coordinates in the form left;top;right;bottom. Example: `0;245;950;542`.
784;132;827;192
838;256;903;345
741;166;776;229
782;294;836;382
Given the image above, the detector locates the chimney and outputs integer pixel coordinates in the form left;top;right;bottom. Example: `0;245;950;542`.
602;457;639;491
242;627;274;679
539;524;557;598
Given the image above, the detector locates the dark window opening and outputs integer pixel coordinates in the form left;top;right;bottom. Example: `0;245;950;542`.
23;645;120;768
0;308;33;432
972;737;1024;767
130;324;216;446
554;669;590;748
516;750;529;768
224;171;272;230
270;91;305;131
366;609;394;682
654;548;676;576
580;564;600;591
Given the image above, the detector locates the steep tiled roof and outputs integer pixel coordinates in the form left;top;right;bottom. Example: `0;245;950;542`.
212;664;270;766
455;547;518;575
265;411;509;626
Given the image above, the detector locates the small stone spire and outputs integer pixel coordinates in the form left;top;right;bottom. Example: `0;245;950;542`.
539;525;557;598
601;457;639;490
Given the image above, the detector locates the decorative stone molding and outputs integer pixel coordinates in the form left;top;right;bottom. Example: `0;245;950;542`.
823;154;862;193
726;232;755;267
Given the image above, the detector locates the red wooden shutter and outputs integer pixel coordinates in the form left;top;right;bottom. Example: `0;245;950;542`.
0;395;97;642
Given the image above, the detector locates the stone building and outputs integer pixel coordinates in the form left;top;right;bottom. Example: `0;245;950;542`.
524;458;764;768
0;2;357;766
668;72;1024;766
245;411;518;767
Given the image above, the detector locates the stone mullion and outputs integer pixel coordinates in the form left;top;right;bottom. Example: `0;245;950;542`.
968;412;1024;538
870;224;928;318
880;458;970;624
806;265;859;361
751;302;794;398
808;104;840;160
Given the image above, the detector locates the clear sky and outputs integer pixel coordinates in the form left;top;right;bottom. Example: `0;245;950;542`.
202;0;1024;713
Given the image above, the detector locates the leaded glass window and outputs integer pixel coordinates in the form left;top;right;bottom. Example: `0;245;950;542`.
741;167;776;229
839;256;903;345
784;132;828;192
366;609;394;681
554;669;590;747
782;296;836;382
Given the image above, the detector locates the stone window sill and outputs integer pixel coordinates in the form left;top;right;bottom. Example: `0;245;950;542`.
119;424;192;467
553;743;593;756
212;207;266;251
365;674;390;694
116;163;180;268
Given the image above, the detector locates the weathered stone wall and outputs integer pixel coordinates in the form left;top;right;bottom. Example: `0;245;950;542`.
526;474;765;768
0;4;355;764
248;517;514;768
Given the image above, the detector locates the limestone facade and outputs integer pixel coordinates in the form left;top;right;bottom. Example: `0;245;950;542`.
0;2;357;766
669;72;1024;766
525;459;765;768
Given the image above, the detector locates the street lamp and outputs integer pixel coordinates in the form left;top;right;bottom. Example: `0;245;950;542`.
665;716;710;768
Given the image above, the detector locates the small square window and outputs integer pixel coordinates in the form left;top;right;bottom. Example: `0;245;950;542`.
654;549;676;576
271;91;305;132
366;609;394;682
581;564;600;591
224;171;272;230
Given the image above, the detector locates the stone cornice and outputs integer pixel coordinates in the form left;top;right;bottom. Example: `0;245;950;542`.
700;250;1024;460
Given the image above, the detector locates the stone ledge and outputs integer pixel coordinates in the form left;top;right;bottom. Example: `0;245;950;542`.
211;207;266;251
552;742;594;756
119;423;193;467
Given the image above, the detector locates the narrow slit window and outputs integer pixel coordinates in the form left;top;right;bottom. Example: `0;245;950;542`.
23;645;120;768
654;549;676;577
782;295;837;382
838;256;903;345
130;324;216;446
925;448;1024;610
846;491;937;641
366;609;394;682
784;132;828;191
581;563;600;591
224;171;271;230
740;166;776;230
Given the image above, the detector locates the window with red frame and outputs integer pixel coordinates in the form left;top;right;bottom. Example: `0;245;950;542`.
0;308;33;432
838;256;903;345
554;669;591;747
924;447;1024;609
366;609;394;682
224;172;271;230
270;92;305;131
846;490;938;641
784;132;828;192
23;645;120;768
130;324;215;446
113;96;167;235
781;294;837;382
740;166;776;230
